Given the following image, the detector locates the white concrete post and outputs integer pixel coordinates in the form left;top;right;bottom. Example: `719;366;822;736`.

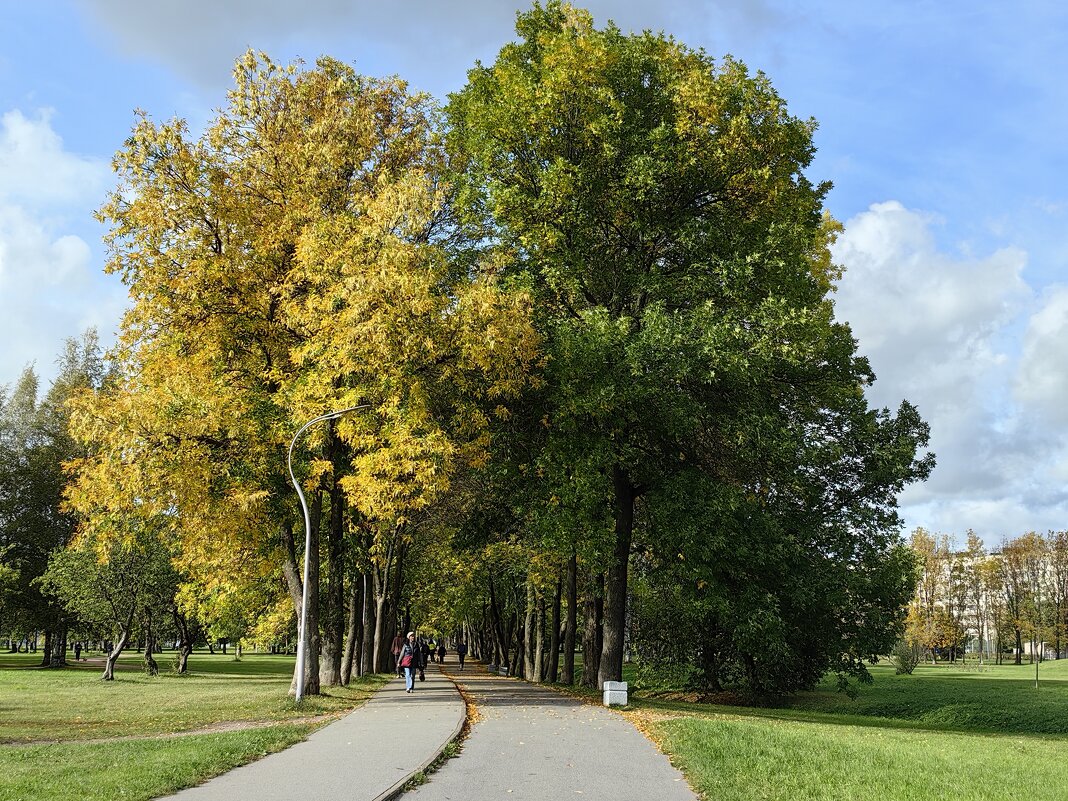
603;680;628;706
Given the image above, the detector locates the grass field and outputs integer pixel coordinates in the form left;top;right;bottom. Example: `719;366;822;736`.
626;659;1068;800
0;650;390;801
8;650;1068;801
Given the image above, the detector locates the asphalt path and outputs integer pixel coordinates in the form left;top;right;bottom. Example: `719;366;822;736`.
407;665;696;801
159;664;465;801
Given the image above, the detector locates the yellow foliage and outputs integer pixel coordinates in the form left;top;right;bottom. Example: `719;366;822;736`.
68;50;541;635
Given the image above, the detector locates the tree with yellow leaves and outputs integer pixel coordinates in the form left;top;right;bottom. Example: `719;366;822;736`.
66;51;537;696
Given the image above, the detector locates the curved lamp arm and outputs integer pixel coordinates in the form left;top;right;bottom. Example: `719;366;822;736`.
289;404;367;703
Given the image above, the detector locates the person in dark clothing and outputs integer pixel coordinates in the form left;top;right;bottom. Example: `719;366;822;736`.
437;642;446;664
420;639;431;676
456;640;467;671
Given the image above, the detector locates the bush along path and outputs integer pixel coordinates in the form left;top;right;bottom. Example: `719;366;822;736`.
407;663;696;801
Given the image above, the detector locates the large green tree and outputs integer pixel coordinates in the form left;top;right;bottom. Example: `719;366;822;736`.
447;2;932;687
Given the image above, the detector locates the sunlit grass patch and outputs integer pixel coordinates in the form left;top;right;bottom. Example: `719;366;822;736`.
656;714;1068;801
0;725;312;801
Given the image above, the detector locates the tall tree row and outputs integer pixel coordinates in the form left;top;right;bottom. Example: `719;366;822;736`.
442;2;931;693
15;2;933;697
905;528;1068;665
61;52;536;692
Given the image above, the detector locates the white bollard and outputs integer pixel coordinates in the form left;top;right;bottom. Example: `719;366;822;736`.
603;680;628;706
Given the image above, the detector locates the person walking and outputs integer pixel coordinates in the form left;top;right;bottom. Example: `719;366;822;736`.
398;632;419;693
437;642;446;664
456;640;467;671
391;631;405;677
420;638;431;677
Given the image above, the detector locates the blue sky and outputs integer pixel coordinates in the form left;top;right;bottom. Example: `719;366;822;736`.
2;0;1067;544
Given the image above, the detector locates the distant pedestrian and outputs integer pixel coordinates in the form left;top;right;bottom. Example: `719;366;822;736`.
391;632;404;676
457;641;467;671
437;643;446;664
399;632;419;693
420;639;431;674
73;642;82;661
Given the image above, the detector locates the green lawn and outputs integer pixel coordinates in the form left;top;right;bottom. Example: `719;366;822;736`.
626;659;1068;801
657;714;1068;801
0;650;390;801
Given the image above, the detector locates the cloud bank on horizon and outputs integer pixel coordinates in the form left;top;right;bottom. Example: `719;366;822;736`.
2;0;1067;542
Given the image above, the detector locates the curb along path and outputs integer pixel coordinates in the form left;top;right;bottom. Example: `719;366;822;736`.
159;664;465;801
406;665;696;801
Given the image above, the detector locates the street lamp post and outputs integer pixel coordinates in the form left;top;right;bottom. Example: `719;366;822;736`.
288;405;366;703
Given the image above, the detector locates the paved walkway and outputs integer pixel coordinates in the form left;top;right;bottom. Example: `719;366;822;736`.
408;665;697;801
159;664;465;801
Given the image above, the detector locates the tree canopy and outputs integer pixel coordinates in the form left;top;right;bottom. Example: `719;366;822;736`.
7;2;933;699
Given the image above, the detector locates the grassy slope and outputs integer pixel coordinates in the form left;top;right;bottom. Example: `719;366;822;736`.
0;651;390;801
637;660;1068;800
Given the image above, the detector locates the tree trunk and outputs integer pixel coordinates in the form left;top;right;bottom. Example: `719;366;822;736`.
532;596;545;683
320;468;346;687
372;574;388;674
48;625;68;668
280;520;304;614
561;551;577;685
361;572;375;676
548;575;561;683
488;576;507;669
341;580;361;684
290;489;323;697
1015;626;1023;665
582;572;604;688
40;629;53;667
389;538;406;643
172;606;195;674
143;613;159;676
599;465;634;688
103;609;134;681
523;580;536;680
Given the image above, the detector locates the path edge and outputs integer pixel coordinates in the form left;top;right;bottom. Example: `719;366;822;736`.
371;668;468;801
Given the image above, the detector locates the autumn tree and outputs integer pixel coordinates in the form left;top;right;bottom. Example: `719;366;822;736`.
1046;530;1068;658
69;51;536;695
963;530;990;662
1000;533;1046;665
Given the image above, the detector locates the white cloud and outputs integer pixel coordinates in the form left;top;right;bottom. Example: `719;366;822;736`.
1014;286;1068;423
78;0;520;90
833;201;1028;410
75;0;781;96
0;109;107;208
0;108;123;389
831;201;1068;542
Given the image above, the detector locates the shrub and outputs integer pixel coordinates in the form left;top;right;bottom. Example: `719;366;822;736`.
892;639;921;675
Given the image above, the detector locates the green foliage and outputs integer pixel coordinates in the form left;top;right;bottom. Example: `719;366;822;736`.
40;526;178;641
1;4;934;698
0;332;107;639
447;1;932;691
